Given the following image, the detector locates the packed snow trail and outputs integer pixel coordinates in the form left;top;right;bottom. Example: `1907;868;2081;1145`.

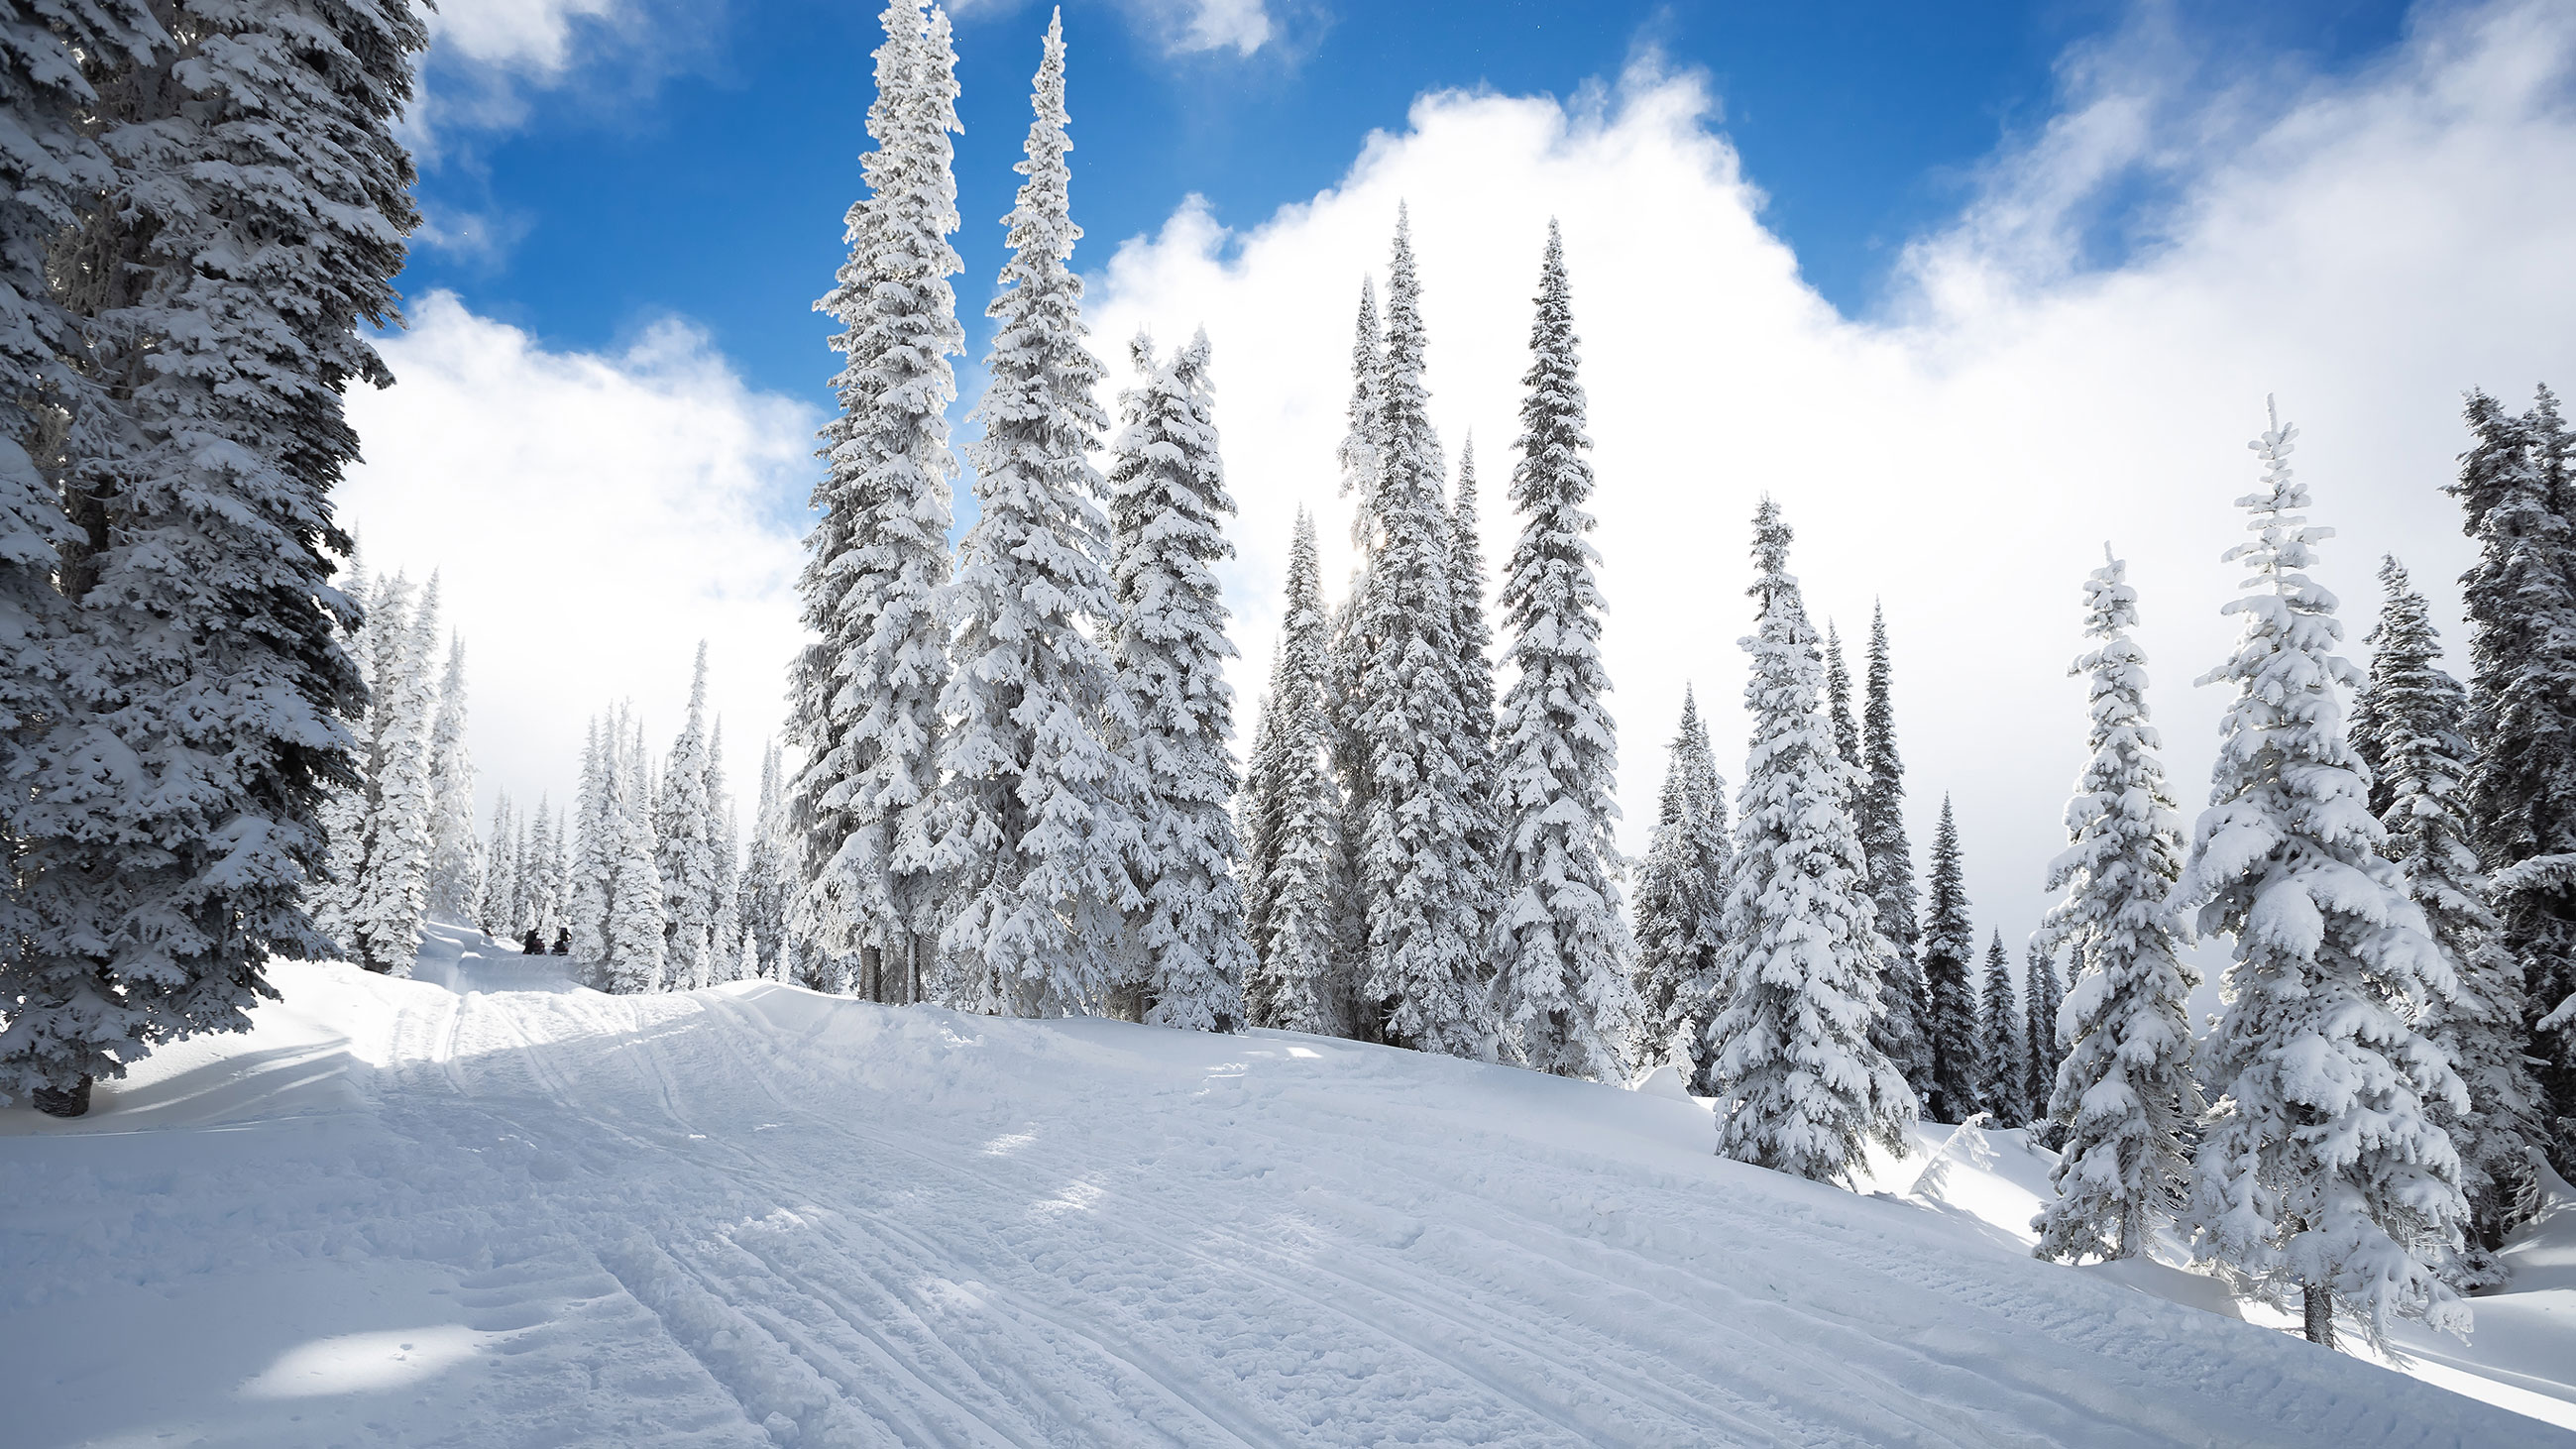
1;927;2561;1446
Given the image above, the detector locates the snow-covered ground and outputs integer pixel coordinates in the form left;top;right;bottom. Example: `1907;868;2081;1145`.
4;924;2569;1447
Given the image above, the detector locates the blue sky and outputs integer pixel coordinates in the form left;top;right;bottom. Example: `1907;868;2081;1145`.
404;0;2414;412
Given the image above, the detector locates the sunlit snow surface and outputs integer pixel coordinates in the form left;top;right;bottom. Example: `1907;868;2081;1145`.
3;922;2568;1446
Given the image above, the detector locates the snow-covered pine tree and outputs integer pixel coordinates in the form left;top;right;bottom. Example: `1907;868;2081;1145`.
656;645;722;990
1825;623;1860;767
1859;604;1936;1101
1977;930;2027;1126
2180;400;2470;1352
1630;688;1730;1083
2361;554;2547;1280
2021;941;2065;1146
1258;509;1348;1036
2035;545;2199;1263
422;637;482;924
1106;329;1253;1031
2451;388;2576;1171
524;795;560;947
705;720;741;985
1918;796;1982;1123
1448;434;1505;1012
1707;498;1916;1181
308;547;376;954
606;718;668;993
1493;222;1637;1078
569;718;614;967
793;0;961;1008
936;13;1138;1019
1324;282;1385;1040
1239;640;1289;1015
345;574;439;977
480;792;518;937
742;739;793;982
0;4;162;1109
9;0;424;1114
1350;209;1489;1060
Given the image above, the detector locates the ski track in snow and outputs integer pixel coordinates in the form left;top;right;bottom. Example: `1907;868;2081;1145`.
1;925;2566;1447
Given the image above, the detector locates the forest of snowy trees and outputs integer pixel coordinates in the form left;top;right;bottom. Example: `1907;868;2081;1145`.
3;0;2574;1364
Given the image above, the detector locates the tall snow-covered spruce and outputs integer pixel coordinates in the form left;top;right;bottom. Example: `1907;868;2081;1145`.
936;12;1137;1019
1919;796;1982;1124
1859;606;1935;1102
1448;435;1505;1025
423;637;482;923
1630;689;1729;1083
1246;510;1347;1036
1494;222;1638;1079
1347;212;1489;1059
1977;931;2027;1126
2359;554;2547;1278
1707;499;1915;1182
1106;330;1253;1031
2451;388;2576;1171
2179;400;2469;1352
343;575;440;977
792;0;961;1004
656;646;723;990
2020;942;2065;1145
741;740;794;981
4;0;426;1113
2033;547;2201;1261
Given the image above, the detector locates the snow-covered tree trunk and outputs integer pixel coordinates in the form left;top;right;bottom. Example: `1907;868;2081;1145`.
1107;330;1254;1032
1348;210;1489;1060
935;15;1137;1019
423;637;483;924
791;0;961;1008
2360;553;2547;1280
1707;498;1916;1182
5;0;424;1112
2035;546;2199;1264
1859;605;1936;1102
1493;222;1639;1080
1919;796;1982;1124
2179;400;2470;1353
2450;388;2576;1174
1629;688;1729;1084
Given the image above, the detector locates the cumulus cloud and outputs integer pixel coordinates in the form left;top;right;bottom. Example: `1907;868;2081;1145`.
1083;0;2576;956
340;294;814;822
954;0;1284;58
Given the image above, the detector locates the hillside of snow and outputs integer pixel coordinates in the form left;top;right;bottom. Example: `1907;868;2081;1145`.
4;924;2570;1447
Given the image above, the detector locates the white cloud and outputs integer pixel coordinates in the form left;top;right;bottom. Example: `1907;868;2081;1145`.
954;0;1281;58
340;294;814;825
425;0;621;74
1084;0;2576;961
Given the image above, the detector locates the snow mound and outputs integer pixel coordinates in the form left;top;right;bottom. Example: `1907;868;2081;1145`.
2;924;2567;1446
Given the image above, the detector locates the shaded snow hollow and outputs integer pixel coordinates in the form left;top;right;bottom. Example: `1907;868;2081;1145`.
1;923;2568;1446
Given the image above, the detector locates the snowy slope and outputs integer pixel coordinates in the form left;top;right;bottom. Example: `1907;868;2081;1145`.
2;924;2566;1447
